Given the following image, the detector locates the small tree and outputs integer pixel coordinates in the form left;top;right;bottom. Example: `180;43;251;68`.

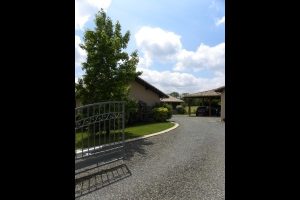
76;9;141;105
76;9;142;134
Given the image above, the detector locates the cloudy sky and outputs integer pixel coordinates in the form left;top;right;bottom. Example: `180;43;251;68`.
75;0;224;94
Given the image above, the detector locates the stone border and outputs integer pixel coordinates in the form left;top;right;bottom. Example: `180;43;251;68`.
124;121;179;143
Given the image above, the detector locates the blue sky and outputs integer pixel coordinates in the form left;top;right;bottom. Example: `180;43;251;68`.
75;0;224;94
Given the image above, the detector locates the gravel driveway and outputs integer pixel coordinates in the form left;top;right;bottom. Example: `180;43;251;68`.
76;115;225;200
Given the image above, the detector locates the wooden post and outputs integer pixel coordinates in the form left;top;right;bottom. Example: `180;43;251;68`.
188;99;191;116
209;97;211;116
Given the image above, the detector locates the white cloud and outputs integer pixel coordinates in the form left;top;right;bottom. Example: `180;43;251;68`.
135;26;224;73
137;53;152;68
75;1;89;30
216;16;225;26
174;42;225;72
75;0;112;30
75;35;87;82
75;35;87;70
138;67;224;94
135;26;182;64
134;26;224;93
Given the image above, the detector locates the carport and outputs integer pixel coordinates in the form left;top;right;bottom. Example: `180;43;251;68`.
183;89;221;116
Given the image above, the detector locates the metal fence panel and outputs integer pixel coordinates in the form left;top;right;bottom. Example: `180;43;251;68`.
75;101;125;164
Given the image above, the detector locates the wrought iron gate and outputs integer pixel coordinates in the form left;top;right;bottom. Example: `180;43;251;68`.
75;101;125;165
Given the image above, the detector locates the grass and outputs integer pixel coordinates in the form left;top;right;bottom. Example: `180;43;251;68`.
184;106;198;114
124;122;174;139
75;121;175;150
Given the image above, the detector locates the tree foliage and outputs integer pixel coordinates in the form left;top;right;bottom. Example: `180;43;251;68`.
169;92;180;98
75;9;141;104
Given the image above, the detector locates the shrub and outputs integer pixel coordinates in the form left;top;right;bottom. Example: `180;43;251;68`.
152;104;173;121
163;104;173;119
176;105;186;114
152;107;169;122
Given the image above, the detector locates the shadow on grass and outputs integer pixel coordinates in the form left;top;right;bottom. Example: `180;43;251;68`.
76;131;123;150
76;121;171;150
75;131;149;150
76;132;154;164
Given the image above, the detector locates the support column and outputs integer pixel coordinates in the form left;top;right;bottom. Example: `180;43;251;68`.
188;99;191;116
209;97;211;116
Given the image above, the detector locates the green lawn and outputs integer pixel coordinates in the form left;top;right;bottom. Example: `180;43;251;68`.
184;106;198;114
76;121;174;150
124;122;174;139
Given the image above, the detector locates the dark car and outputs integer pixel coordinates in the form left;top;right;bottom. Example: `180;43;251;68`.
196;106;220;117
195;106;208;116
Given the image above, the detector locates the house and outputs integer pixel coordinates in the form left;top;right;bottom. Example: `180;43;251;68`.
75;77;168;108
214;86;225;121
160;95;184;113
127;77;168;123
129;77;168;106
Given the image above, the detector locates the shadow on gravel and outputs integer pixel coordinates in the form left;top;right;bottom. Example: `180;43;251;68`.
124;138;154;161
75;136;154;198
75;160;131;199
75;139;153;198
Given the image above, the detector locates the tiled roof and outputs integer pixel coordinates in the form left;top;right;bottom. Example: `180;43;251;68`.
161;95;184;103
214;86;225;93
183;88;222;98
135;77;168;98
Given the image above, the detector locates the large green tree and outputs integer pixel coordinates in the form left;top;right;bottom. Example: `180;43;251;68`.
76;9;141;104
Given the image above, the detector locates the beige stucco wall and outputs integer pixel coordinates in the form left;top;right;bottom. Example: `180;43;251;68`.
129;81;161;106
221;90;225;121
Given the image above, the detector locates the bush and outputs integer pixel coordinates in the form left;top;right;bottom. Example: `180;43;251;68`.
176;105;186;114
152;107;169;122
163;104;173;119
152;103;173;121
